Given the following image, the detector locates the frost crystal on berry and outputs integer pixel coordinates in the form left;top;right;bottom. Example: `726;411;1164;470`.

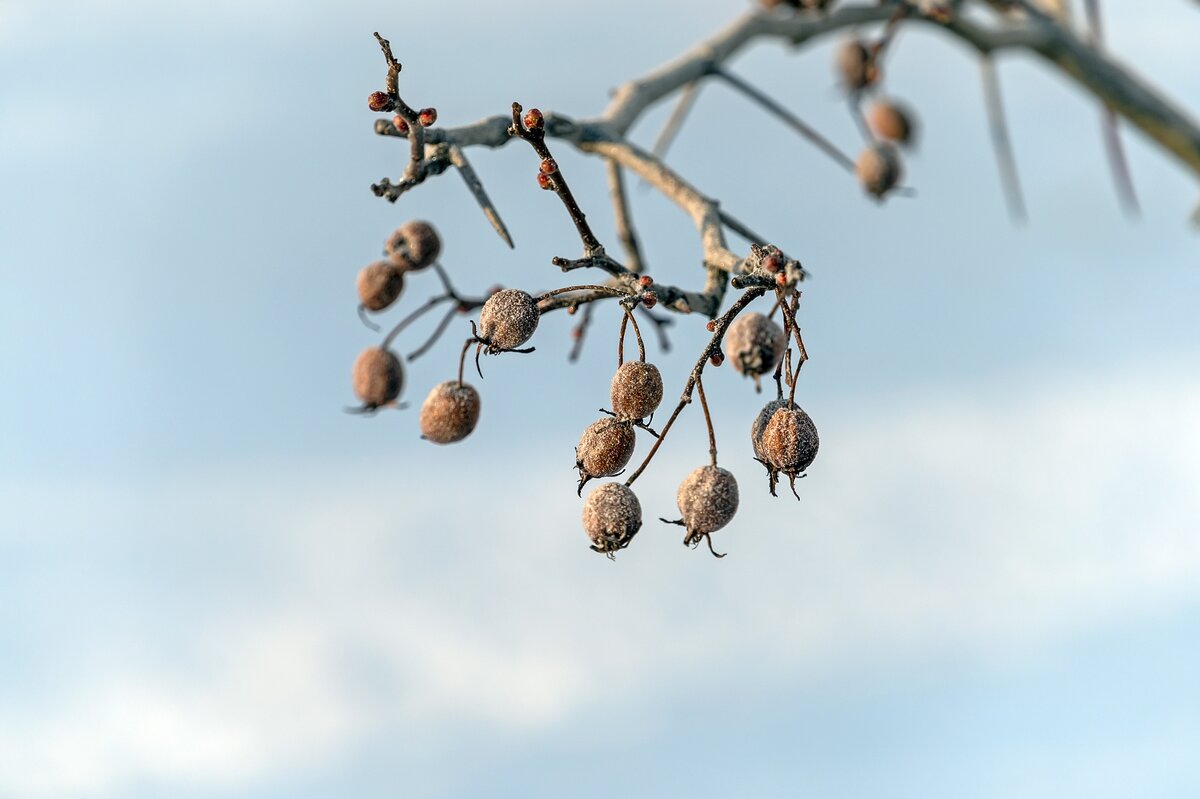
610;361;663;421
478;288;539;352
419;381;481;444
582;482;642;557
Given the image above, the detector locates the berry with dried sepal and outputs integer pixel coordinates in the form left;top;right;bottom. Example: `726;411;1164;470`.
523;108;545;130
670;465;739;557
761;403;820;498
352;347;403;410
368;91;394;112
419;381;480;444
726;311;787;390
856;144;903;199
836;40;877;91
356;260;405;312
869;100;915;145
610;361;663;421
582;482;642;558
575;417;637;494
386;220;441;271
417;107;437;127
478;288;539;352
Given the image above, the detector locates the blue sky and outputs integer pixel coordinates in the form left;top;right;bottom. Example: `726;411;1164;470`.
2;1;1199;797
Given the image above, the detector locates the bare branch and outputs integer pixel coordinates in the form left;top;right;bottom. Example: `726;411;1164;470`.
979;56;1028;224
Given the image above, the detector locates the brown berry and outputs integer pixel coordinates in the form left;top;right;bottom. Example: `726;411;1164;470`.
761;403;820;498
710;352;724;367
726;311;787;388
582;482;642;557
539;157;558;175
356;260;405;312
856;144;903;199
869;100;915;145
610;361;663;421
368;91;394;112
352;347;403;409
417;107;437;127
836;40;876;91
419;381;481;444
523;108;545;130
478;288;539;351
386;220;441;271
391;115;410;134
576;418;636;493
675;465;739;553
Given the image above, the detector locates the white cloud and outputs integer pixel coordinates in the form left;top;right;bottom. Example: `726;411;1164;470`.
2;366;1199;796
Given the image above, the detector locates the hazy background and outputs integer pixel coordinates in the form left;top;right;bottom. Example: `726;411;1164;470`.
2;1;1199;796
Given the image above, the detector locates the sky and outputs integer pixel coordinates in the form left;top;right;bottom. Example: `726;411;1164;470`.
1;1;1199;797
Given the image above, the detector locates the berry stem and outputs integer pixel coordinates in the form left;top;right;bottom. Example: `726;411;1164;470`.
695;373;718;468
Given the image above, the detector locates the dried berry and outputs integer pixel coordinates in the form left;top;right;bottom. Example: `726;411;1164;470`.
673;465;739;557
761;403;820;498
386;220;441;271
575;417;636;494
750;398;788;463
417;107;437;127
356;260;405;312
726;311;787;390
610;361;663;421
352;347;403;410
869;100;915;145
419;381;480;444
478;288;539;352
582;482;642;557
836;40;876;91
367;91;394;112
856;143;903;199
523;108;545;130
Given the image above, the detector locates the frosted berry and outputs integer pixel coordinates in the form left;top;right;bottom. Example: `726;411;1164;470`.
419;381;481;444
386;220;441;271
856;144;903;199
761;403;820;498
576;418;636;494
726;311;787;389
368;91;394;112
352;347;403;410
417;107;437;127
356;260;405;312
869;100;915;145
674;465;739;557
478;288;539;352
610;361;663;421
751;398;788;463
582;482;642;557
836;40;876;91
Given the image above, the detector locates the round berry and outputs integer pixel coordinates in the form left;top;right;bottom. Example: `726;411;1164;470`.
419;381;481;444
836;40;876;91
869;100;915;144
582;482;642;557
386;220;441;271
676;465;739;538
368;91;394;112
710;352;724;367
356;260;405;312
762;403;820;475
576;418;636;491
726;311;787;384
478;288;539;351
352;347;403;409
856;144;903;198
523;108;545;130
417;107;437;127
610;361;663;421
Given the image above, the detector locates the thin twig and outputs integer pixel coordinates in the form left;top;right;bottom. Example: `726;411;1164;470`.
605;159;645;273
979;56;1028;223
651;79;702;164
1083;0;1140;217
695;374;718;468
568;302;597;363
449;145;515;247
